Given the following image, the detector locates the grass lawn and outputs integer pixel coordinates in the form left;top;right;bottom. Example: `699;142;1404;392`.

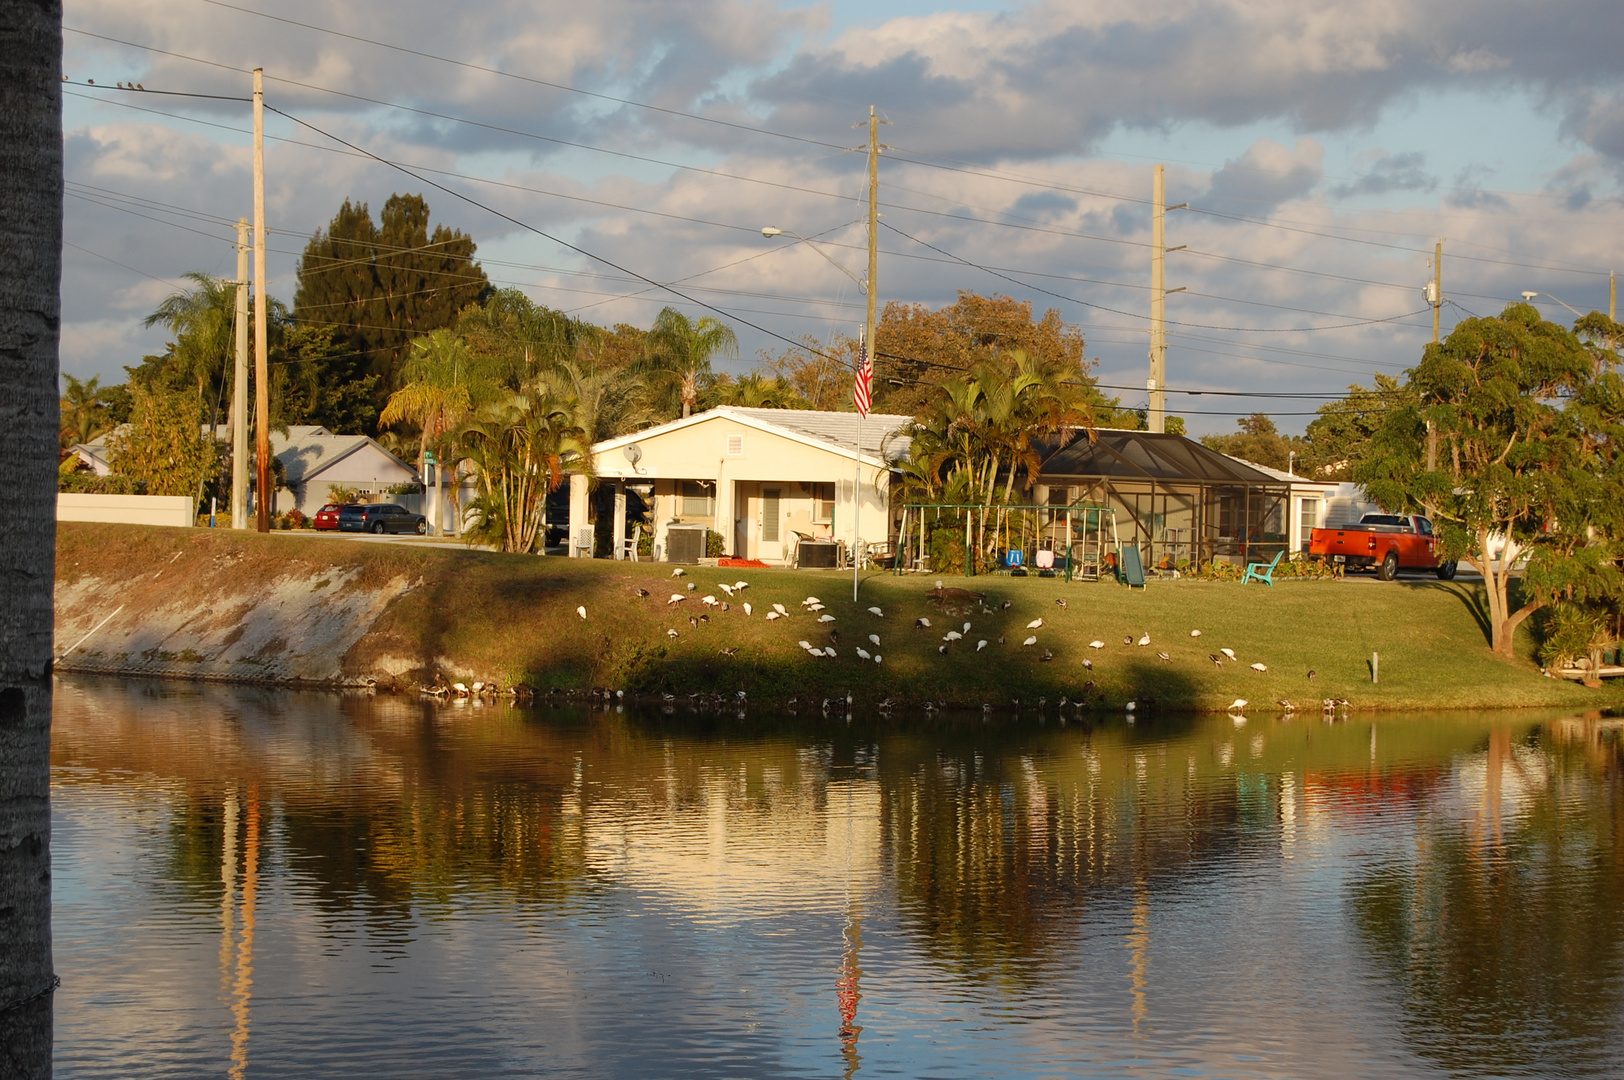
59;523;1621;714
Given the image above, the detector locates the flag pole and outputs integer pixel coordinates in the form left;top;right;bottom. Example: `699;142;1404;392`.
853;327;864;603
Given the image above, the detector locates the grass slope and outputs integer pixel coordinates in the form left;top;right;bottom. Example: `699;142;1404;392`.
59;523;1617;713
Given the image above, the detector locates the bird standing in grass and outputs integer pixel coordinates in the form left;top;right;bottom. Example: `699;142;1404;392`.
1089;640;1105;649
1251;663;1268;673
577;606;587;620
1027;617;1045;630
915;617;932;630
1190;629;1202;638
1220;648;1237;661
669;593;686;604
1138;633;1151;647
867;606;884;617
1210;654;1224;667
1055;598;1068;609
1227;698;1248;711
868;634;881;647
1023;635;1038;646
743;602;753;616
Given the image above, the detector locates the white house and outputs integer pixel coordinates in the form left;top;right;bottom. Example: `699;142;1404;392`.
583;407;914;565
1222;457;1382;552
67;425;417;516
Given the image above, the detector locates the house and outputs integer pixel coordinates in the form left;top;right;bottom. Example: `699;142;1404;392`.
1214;458;1377;553
583;407;914;564
67;425;416;515
1031;428;1296;569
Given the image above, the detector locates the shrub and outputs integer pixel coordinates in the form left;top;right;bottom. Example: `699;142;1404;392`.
59;471;144;495
286;509;308;529
705;529;726;558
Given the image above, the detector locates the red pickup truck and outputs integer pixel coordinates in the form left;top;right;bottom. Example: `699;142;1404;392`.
1308;514;1458;580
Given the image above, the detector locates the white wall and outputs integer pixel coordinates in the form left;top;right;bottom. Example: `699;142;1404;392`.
58;493;194;527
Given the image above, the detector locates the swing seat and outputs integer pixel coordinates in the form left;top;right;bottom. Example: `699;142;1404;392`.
1033;548;1056;570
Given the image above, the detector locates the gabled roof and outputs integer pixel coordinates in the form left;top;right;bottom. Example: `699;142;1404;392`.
591;406;916;469
1037;428;1284;485
70;424;410;487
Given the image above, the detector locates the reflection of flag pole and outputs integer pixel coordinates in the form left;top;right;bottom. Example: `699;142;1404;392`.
229;787;260;1080
837;777;863;1077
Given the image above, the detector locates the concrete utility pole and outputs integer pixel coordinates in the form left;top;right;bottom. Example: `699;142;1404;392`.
253;68;270;531
1149;165;1166;434
1426;240;1441;471
232;218;249;529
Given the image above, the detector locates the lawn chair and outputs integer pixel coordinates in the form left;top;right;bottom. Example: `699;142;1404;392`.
1243;550;1285;585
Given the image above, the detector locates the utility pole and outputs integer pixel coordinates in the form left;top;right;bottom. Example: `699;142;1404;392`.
854;105;883;603
1426;240;1441;471
232;218;249;529
1149;165;1166;434
1611;271;1616;323
253;68;270;532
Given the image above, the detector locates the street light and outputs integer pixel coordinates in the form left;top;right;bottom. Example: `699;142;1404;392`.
1521;290;1584;318
761;226;867;292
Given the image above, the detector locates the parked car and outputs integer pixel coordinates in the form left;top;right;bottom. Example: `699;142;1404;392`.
312;503;350;531
1308;513;1457;580
338;503;427;535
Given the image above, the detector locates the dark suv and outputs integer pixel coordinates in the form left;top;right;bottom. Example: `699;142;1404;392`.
338;503;427;535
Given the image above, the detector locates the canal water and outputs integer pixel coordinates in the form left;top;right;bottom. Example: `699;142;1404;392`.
49;676;1624;1078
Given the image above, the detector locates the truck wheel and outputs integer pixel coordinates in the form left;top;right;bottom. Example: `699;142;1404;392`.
1377;549;1399;581
1436;560;1457;581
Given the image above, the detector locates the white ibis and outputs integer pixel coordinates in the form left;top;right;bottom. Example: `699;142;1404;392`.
733;581;749;591
943;630;962;642
977;639;988;651
1089;640;1105;649
672;568;685;577
576;606;587;620
868;634;880;647
766;611;781;621
668;593;686;604
1138;632;1151;646
1190;629;1202;637
1227;698;1248;712
798;640;813;651
743;602;754;616
718;583;735;596
1220;648;1237;661
857;647;872;660
1026;617;1045;630
772;603;788;616
1157;651;1171;661
667;629;679;639
1251;662;1268;673
818;614;836;623
702;595;719;607
802;596;821;607
915;617;932;629
867;606;884;617
1023;635;1038;646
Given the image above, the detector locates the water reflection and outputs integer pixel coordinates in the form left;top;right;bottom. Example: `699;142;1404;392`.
50;678;1624;1078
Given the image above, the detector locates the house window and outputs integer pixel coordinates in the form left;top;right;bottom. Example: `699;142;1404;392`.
680;481;713;517
810;482;835;523
726;433;744;457
1298;498;1319;550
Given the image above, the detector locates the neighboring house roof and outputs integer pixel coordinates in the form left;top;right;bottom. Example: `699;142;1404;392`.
591;406;917;470
1036;428;1285;486
68;424;412;488
1221;455;1337;490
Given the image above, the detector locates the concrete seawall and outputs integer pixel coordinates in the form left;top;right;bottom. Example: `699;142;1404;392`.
54;529;418;686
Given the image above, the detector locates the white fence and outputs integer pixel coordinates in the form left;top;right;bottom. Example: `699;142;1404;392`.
58;493;194;528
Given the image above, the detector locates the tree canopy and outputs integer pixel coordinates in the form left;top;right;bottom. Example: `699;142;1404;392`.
1356;303;1624;656
293;194;489;393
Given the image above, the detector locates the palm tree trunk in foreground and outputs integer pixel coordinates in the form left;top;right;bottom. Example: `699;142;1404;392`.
0;2;63;1076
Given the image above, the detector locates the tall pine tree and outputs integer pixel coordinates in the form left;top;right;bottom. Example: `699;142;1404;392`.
293;194;489;394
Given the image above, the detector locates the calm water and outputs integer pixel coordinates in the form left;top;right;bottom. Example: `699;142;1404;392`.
49;677;1624;1079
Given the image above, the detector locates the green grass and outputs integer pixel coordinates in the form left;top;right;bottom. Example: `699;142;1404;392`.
58;523;1621;713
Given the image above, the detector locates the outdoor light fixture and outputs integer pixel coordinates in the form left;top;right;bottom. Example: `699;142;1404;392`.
760;225;866;291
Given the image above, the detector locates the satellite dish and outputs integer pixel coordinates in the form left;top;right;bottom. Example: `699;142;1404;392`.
623;443;643;467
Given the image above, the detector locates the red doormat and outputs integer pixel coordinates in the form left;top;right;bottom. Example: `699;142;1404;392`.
719;557;769;568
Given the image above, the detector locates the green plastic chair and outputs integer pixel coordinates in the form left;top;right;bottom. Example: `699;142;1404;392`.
1243;550;1285;585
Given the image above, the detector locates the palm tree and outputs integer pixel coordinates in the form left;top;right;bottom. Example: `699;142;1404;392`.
459;376;590;552
1;5;64;1072
60;373;109;448
643;307;738;418
379;328;479;479
707;372;808;409
143;271;238;399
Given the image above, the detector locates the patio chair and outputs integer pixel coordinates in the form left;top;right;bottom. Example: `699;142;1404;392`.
1243;550;1285;585
618;524;641;562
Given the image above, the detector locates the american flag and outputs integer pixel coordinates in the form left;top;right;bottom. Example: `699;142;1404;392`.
853;336;873;418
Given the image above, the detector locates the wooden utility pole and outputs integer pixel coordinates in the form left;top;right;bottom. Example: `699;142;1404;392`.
854;105;883;603
1611;271;1616;323
1426;240;1441;471
232;218;249;530
252;68;270;532
1149;165;1166;434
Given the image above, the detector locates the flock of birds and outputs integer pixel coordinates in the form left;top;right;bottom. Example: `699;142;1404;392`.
429;568;1352;719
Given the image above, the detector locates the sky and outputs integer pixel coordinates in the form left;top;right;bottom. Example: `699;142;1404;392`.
59;0;1624;435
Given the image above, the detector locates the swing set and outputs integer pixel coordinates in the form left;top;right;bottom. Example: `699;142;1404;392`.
895;502;1120;581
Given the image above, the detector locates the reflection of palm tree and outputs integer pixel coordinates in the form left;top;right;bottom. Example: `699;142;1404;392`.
643;308;738;419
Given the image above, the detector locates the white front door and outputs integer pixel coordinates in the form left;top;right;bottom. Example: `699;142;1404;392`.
756;487;783;562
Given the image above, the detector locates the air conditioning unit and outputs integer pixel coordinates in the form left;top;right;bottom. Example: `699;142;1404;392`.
666;524;705;564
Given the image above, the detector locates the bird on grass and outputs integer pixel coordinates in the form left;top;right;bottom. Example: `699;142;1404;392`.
868;633;881;647
867;606;884;617
1227;698;1248;712
1001;600;1013;610
743;602;754;616
1278;699;1295;712
668;593;686;605
773;603;788;616
1190;629;1202;638
802;596;822;607
857;647;871;661
689;615;699;628
1089;640;1105;649
702;595;719;607
1210;654;1224;667
977;639;988;651
829;629;840;644
1055;598;1068;609
733;581;749;591
672;568;686;577
721;602;731;613
577;606;587;620
1027;617;1045;630
998;634;1007;645
1039;649;1055;662
635;588;650;600
873;654;882;665
718;583;734;596
1250;663;1268;673
944;631;963;642
1220;648;1237;661
719;647;739;658
1138;633;1152;647
938;644;948;655
963;621;972;633
1023;635;1038;646
1307;670;1316;682
1123;636;1133;646
667;629;680;639
687;582;697;592
766;611;782;621
1082;658;1093;670
1157;651;1171;662
915;617;932;630
818;614;836;623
